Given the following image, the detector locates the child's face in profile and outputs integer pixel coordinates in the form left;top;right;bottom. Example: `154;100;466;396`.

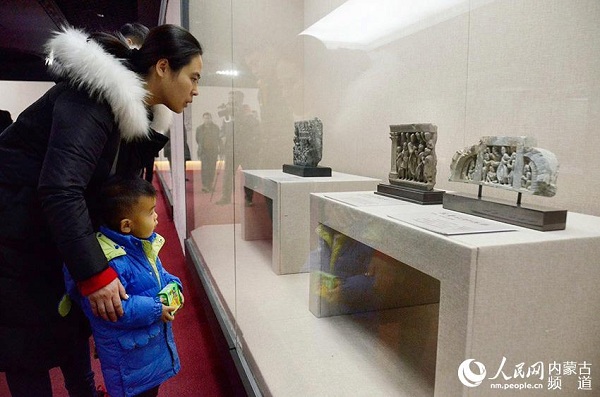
124;195;158;239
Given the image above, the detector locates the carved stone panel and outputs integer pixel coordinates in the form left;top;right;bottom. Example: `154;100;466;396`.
388;123;438;191
293;117;323;167
449;136;559;197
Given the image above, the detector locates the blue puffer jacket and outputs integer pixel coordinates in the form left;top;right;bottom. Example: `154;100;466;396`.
64;226;181;397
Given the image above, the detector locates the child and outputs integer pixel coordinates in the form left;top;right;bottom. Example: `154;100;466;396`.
63;177;183;397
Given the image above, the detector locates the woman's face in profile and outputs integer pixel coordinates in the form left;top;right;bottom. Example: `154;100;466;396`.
161;54;203;113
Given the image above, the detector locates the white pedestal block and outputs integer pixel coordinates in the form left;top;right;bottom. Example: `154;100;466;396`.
242;170;380;274
310;192;600;396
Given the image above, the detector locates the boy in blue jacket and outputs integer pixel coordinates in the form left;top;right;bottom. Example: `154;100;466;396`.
63;177;182;397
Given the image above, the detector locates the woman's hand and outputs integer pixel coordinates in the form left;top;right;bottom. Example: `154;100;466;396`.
87;278;129;322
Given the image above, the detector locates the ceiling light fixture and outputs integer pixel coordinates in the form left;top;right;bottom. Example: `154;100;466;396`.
216;70;240;77
300;0;493;51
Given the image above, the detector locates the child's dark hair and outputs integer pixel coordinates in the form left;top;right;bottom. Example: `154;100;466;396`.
99;176;156;231
90;24;203;76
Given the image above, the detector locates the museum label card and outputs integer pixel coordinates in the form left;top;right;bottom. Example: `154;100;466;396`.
388;209;517;235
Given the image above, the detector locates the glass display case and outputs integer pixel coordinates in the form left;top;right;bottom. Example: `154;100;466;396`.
180;1;600;396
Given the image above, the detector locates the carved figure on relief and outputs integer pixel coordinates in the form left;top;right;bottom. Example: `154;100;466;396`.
292;117;323;167
388;123;438;190
449;136;559;197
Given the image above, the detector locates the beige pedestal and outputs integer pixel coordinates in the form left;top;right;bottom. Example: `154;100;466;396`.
310;192;600;396
242;169;380;274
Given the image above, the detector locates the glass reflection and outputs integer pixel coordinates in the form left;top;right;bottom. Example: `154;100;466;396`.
195;112;220;193
183;0;600;395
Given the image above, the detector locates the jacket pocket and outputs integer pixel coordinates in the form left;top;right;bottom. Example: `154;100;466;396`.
117;323;161;354
117;324;171;395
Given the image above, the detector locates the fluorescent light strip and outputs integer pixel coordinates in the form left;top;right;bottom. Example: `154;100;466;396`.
300;0;474;51
216;70;239;77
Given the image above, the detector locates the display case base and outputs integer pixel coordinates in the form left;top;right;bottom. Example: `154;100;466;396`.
375;183;444;205
282;164;332;177
443;192;567;231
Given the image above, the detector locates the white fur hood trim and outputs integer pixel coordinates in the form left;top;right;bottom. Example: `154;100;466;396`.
45;27;149;141
150;104;173;134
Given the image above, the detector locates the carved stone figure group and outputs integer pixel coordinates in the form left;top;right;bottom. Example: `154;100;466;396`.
395;131;436;184
481;145;518;186
449;136;559;197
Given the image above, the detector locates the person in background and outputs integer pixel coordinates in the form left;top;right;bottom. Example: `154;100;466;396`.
0;24;202;396
195;112;221;192
119;22;149;49
63;176;183;397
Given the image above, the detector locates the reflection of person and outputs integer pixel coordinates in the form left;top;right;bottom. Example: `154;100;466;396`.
216;90;260;205
64;177;182;397
196;112;221;192
0;24;202;396
312;222;408;315
119;22;149;49
244;46;293;169
0;109;12;132
315;224;376;306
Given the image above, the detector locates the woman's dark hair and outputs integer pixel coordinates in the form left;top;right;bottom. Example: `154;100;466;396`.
99;176;156;231
90;24;203;76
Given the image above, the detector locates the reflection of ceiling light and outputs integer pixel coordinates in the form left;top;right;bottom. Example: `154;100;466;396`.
216;70;239;77
301;0;491;51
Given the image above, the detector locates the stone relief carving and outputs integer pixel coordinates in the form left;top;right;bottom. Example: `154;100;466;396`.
388;123;438;190
449;136;559;196
292;117;323;167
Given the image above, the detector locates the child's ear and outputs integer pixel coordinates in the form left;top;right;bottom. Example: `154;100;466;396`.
120;219;132;234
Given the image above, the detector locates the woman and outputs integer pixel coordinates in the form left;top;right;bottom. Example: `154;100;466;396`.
0;24;202;396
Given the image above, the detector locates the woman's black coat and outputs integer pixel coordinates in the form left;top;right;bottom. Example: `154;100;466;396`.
0;27;168;370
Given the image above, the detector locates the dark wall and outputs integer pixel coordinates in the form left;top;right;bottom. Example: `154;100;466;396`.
0;0;161;81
